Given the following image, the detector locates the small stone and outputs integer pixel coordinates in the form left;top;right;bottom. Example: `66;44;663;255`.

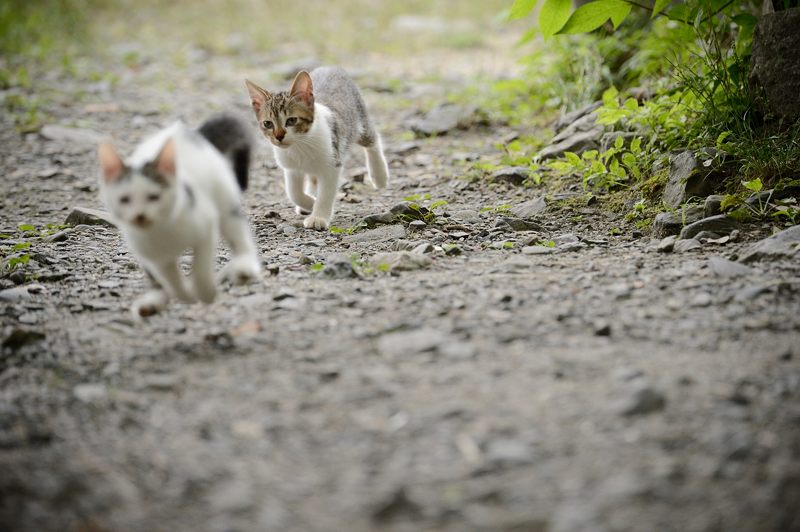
496;217;543;232
694;231;722;241
511;197;547;219
73;383;108;403
43;228;75;243
444;244;463;256
360;212;396;228
371;487;421;522
653;206;704;238
41;124;104;145
522;245;554;255
490;166;529;186
704;194;725;217
343;224;406;243
553;233;579;246
708;256;755;278
411;242;434;255
690;292;713;307
0;286;33;302
656;235;677;253
65;207;116;228
279;223;299;236
617;384;666;416
679;215;738;240
439;341;477;359
410;103;482;137
408;220;427;231
673;238;703;253
663;150;720;209
371;251;432;272
322;255;359;279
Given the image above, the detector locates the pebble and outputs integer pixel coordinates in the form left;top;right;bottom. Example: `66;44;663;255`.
322;256;359;279
486;439;532;467
73;383;108;403
371;251;432;272
65;206;116;228
522;245;555;255
343;224;406;243
656;235;677;252
2;328;46;350
617;384;666;416
673;238;702;253
708;256;754;278
511;197;547;219
679;215;738;240
377;328;450;357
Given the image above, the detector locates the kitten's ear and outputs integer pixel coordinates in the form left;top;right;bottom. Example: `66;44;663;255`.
289;71;314;106
245;79;270;114
98;142;126;183
155;139;176;180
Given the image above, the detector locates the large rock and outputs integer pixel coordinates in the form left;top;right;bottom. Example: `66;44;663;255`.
663;150;724;208
511;197;547;219
749;8;800;120
738;224;800;263
554;101;602;132
537;128;603;160
679;215;738;240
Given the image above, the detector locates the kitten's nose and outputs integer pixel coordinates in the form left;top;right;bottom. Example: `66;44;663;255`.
134;214;149;227
275;129;286;142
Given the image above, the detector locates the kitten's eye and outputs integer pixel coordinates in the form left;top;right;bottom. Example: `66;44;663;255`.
147;193;160;202
119;195;131;205
262;120;274;129
285;117;297;127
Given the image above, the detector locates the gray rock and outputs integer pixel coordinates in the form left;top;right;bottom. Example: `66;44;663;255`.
537;127;603;160
694;231;722;241
663;151;721;208
43;228;74;242
343;224;406;243
738;224;800;263
40;124;104;145
0;286;33;302
653;206;704;238
411;242;434;255
371;251;432;272
679;215;737;240
322;255;359;279
656;235;677;253
496;217;543;232
704;194;725;217
439;341;477;359
554;101;602;132
551;113;600;144
553;233;579;246
410;103;481;137
408;220;427;231
490;166;529;186
709;256;755;278
360;212;396;228
73;383;108;403
617;384;666;416
522;245;555;255
65;207;116;228
749;7;800;119
511;197;547;219
673;238;703;253
377;328;450;357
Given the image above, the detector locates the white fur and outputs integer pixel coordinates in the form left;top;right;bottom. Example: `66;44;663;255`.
272;104;389;230
101;122;261;318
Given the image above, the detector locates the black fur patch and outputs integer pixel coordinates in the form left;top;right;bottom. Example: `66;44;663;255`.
198;114;252;191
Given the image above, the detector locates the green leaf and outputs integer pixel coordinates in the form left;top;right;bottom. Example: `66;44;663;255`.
18;224;35;232
614;135;624;149
652;0;671;18
564;151;582;165
731;13;757;29
630;137;642;153
429;200;449;211
13;242;31;251
715;131;731;147
742;178;763;193
602;85;619;105
509;0;538;20
558;0;631;34
539;0;572;38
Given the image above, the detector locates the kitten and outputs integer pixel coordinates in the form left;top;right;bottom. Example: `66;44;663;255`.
98;115;261;317
245;66;389;230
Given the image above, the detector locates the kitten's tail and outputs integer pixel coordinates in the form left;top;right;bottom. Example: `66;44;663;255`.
198;114;252;191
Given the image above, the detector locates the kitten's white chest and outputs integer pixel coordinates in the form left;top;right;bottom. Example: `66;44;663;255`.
273;105;335;175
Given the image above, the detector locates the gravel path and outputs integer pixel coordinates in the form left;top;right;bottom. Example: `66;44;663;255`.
1;38;799;532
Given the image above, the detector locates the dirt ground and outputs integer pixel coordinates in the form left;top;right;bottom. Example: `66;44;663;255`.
1;13;800;532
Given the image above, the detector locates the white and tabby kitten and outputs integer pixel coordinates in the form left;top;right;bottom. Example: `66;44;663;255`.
245;66;390;230
98;116;261;317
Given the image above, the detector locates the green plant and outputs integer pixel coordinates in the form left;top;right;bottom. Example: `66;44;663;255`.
330;221;367;236
397;197;449;225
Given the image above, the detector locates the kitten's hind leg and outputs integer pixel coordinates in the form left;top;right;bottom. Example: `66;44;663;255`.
285;170;314;215
131;269;169;318
359;132;389;189
219;205;261;285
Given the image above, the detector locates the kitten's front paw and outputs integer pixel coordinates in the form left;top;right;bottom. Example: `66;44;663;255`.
131;290;169;318
295;206;312;216
303;215;330;231
221;256;261;285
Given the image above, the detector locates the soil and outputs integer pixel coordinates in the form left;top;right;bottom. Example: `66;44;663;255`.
1;28;799;532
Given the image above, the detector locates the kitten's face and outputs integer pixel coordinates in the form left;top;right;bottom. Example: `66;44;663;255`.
98;140;177;229
245;72;314;149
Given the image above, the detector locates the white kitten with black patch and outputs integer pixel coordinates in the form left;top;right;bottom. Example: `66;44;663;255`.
98;116;261;317
245;66;389;230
